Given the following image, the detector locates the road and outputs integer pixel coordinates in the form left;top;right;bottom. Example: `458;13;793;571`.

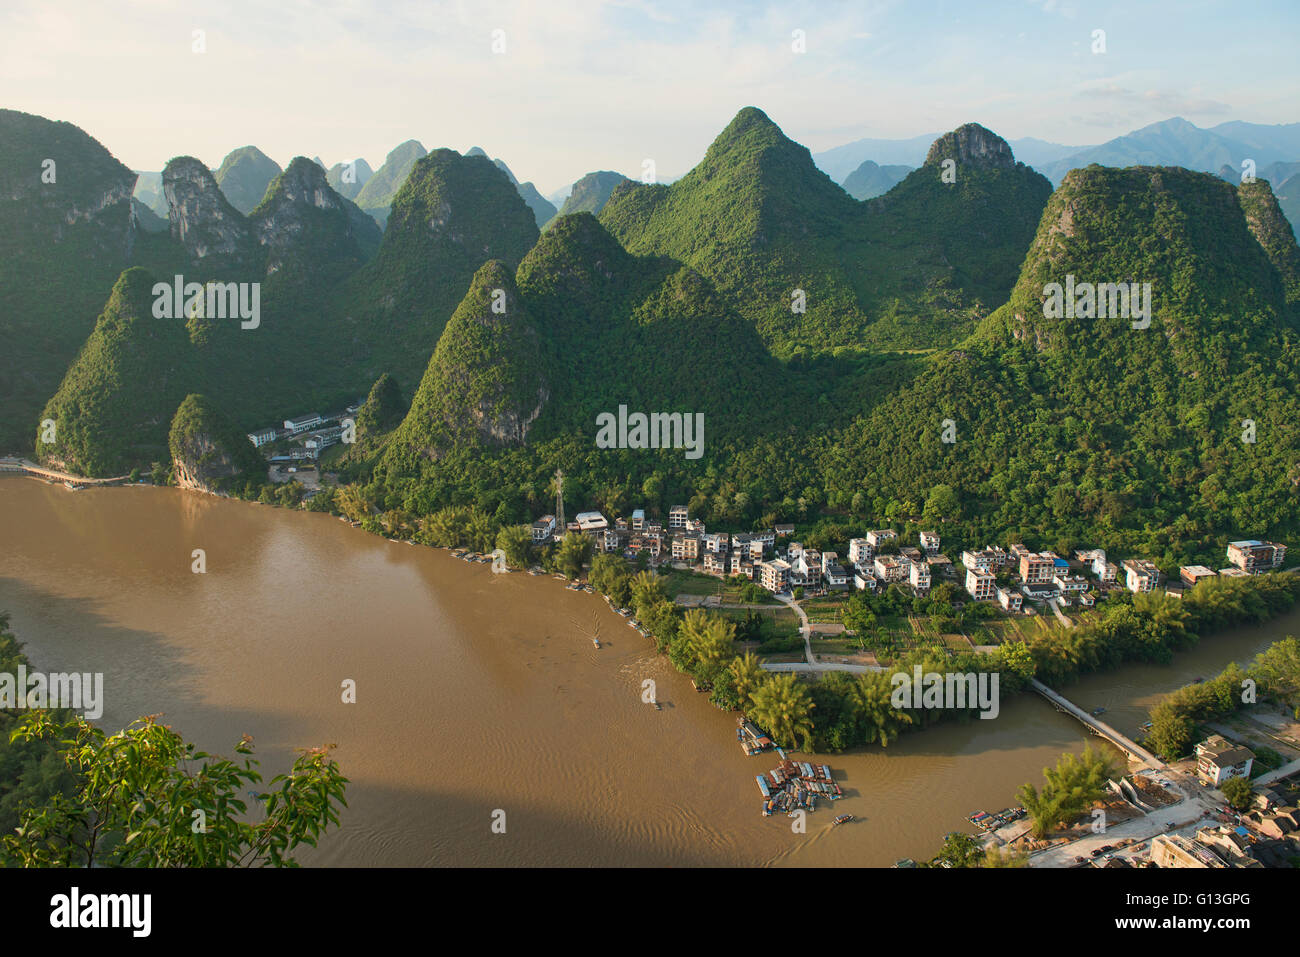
761;661;882;674
775;593;814;664
1045;597;1073;628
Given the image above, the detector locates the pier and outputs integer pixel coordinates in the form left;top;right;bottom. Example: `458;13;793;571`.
0;457;131;487
1030;679;1164;770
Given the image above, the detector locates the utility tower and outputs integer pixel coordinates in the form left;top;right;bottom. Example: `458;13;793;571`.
554;468;565;534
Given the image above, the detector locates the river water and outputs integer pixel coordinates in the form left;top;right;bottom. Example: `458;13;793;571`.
1;478;1294;866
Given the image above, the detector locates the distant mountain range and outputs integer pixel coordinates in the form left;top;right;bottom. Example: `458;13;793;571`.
815;117;1300;232
5;104;1299;563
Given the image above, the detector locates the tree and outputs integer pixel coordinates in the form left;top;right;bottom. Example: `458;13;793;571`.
495;524;532;569
932;831;984;867
1017;745;1116;838
729;652;766;712
1253;636;1300;717
748;673;815;751
1221;776;1253;811
5;713;347;867
1147;702;1195;761
850;672;913;747
923;483;960;523
676;611;736;680
556;531;592;580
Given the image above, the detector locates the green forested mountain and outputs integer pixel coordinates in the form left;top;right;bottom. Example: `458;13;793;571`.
37;268;197;475
548;170;629;225
169;392;265;491
599;110;1052;353
382;261;549;468
841;159;912;200
0;109;146;451
325;157;374;200
11;107;1300;566
354;139;427;224
212;146;282;214
823;166;1300;564
34;143;537;476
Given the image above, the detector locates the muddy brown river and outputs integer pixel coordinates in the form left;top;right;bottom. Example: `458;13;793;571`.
2;478;1293;865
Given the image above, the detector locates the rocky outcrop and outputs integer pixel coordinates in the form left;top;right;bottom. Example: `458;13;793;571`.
251;157;382;272
163;156;257;267
168;393;263;493
924;123;1016;171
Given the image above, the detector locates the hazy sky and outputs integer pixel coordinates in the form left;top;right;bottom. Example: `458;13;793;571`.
4;0;1296;192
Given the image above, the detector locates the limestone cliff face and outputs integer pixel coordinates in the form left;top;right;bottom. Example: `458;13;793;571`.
168;393;262;493
163;156;256;266
924;123;1016;171
251;157;382;272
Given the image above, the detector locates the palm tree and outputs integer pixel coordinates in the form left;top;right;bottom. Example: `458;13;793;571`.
748;673;815;751
851;672;913;747
729;653;766;712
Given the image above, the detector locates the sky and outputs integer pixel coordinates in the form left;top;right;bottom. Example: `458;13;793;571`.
3;0;1297;193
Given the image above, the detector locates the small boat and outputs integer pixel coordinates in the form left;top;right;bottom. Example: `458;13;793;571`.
833;814;853;826
591;636;600;648
1091;707;1107;717
63;481;79;490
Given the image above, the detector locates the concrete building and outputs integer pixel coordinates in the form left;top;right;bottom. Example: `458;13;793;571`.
909;560;931;591
1196;735;1255;786
760;559;791;593
919;531;940;554
1226;540;1287;575
966;567;996;601
996;585;1023;612
1151;834;1225;869
530;515;556;543
874;554;906;582
668;505;689;529
848;538;873;566
866;529;896;547
1019;552;1056;585
1180;565;1217;588
574;511;609;532
284;413;324;434
247;427;278;448
1123;559;1160;593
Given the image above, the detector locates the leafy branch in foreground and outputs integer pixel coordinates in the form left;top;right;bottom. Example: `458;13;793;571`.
5;712;347;867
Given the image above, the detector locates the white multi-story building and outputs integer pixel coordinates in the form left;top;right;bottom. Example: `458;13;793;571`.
1226;540;1287;575
848;538;873;566
247;427;278;448
919;531;940;554
760;559;791;593
866;529;896;547
531;515;556;543
909;560;931;591
1122;559;1160;593
966;567;996;600
668;505;689;529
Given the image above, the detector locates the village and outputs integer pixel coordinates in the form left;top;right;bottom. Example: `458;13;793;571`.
526;502;1287;619
245;402;364;475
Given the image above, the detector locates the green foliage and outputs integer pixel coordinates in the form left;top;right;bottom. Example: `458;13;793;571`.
168;392;265;491
1147;630;1300;759
555;531;592;580
747;672;816;750
6;712;347;867
1017;745;1117;838
1221;776;1254;810
0;615;77;865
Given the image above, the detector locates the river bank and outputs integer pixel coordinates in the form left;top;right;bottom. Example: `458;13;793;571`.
3;477;1295;866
